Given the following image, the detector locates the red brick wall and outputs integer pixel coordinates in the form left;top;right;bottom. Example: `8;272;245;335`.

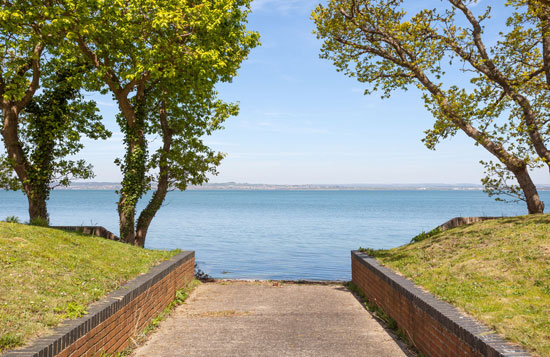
351;251;528;357
4;251;195;357
58;256;194;357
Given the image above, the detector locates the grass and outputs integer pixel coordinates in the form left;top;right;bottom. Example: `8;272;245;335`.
360;214;550;356
0;222;179;352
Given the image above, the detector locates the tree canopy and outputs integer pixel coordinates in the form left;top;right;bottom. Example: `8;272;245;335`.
66;0;260;245
0;61;110;221
0;1;110;222
313;0;550;213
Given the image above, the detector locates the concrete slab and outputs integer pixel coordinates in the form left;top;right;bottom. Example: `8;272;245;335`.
132;281;413;357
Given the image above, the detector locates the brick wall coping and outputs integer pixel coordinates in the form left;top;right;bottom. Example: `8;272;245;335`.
352;251;530;357
3;250;194;357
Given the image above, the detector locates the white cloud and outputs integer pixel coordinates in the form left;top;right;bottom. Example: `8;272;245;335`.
251;0;318;14
96;100;117;108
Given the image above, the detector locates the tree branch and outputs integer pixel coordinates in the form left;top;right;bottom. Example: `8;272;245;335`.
76;37;123;95
445;0;550;166
16;42;44;111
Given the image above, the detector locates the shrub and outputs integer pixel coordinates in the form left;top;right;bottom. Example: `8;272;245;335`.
410;227;441;243
28;217;49;227
4;216;20;224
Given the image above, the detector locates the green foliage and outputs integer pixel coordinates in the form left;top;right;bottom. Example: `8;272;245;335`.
174;288;190;304
3;0;259;235
0;334;22;351
0;157;20;191
0;61;111;207
21;61;110;187
3;216;20;224
66;0;260;244
312;0;549;210
28;217;49;227
60;302;87;319
0;2;111;222
0;3;50;102
410;227;441;243
357;247;376;256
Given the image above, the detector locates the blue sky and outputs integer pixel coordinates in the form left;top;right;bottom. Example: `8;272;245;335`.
78;0;550;185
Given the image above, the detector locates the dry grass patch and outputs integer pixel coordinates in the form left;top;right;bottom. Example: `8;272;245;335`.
189;310;252;318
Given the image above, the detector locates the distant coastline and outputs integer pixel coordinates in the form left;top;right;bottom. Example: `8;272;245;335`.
56;182;550;191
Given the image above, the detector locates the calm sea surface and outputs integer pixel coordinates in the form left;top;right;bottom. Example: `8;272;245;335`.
1;190;547;280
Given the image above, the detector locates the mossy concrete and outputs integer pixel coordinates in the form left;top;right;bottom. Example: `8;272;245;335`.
132;280;411;356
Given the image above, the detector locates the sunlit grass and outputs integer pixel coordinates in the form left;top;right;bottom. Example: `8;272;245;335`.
0;222;179;352
361;214;550;356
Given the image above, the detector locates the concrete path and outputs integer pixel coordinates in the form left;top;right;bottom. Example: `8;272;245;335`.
132;281;412;357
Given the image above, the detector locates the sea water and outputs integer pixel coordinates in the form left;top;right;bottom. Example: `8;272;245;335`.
1;189;547;280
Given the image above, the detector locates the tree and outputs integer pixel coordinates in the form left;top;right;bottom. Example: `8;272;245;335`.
70;0;259;246
313;0;547;214
1;2;46;221
0;2;108;222
0;61;110;222
130;84;236;247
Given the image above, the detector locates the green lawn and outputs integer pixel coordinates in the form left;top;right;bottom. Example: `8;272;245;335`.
0;222;179;352
361;214;550;356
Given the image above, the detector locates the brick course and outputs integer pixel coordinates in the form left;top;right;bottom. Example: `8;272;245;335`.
351;251;530;357
4;251;194;357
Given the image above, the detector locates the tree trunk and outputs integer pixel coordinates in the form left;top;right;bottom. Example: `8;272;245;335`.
512;165;545;214
135;101;172;247
1;107;40;223
2;108;29;186
116;87;148;245
135;178;169;247
117;121;144;244
28;193;49;223
118;198;136;244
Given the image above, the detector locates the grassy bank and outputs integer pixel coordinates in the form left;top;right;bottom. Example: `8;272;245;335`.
0;222;179;352
361;214;550;356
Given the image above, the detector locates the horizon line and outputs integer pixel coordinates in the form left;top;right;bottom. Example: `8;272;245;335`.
67;181;550;186
61;181;550;188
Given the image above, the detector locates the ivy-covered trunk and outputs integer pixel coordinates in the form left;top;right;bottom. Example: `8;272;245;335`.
26;129;53;224
2;60;108;225
1;108;49;222
117;124;147;245
135;104;172;247
117;88;149;245
27;192;48;222
116;99;173;247
118;200;136;244
134;171;169;247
